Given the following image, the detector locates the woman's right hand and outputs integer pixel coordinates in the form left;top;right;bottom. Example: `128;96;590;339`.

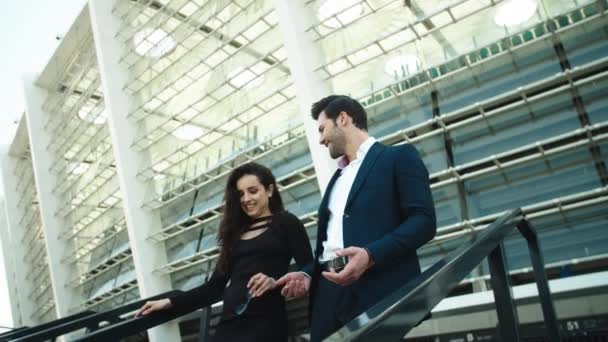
134;298;173;317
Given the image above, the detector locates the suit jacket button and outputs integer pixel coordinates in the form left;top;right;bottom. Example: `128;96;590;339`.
344;213;350;218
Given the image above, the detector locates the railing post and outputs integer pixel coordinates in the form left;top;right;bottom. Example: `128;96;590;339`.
517;219;561;342
198;307;211;342
488;242;520;341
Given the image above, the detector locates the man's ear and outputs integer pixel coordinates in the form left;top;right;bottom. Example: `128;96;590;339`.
338;111;350;127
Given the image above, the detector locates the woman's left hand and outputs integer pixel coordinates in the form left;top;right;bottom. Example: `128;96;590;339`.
247;272;276;297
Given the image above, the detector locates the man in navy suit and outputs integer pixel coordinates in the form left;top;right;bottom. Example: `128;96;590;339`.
276;95;436;341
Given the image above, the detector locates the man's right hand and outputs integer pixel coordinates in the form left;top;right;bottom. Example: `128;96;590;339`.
134;298;172;317
275;272;311;299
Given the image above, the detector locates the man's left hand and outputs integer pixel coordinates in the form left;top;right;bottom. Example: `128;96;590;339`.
322;246;373;286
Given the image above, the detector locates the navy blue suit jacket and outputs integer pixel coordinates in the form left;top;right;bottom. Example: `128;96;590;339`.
305;142;437;314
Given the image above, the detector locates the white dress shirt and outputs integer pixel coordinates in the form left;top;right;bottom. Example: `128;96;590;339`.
320;137;377;262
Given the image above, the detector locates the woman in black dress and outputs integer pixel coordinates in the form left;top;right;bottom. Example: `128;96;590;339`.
135;162;313;341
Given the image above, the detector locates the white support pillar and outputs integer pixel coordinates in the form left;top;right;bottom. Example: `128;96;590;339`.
88;1;181;341
0;197;21;327
273;0;336;194
22;76;84;318
1;154;41;326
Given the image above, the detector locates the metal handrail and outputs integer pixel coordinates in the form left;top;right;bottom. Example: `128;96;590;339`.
6;291;182;342
71;298;199;342
0;311;96;342
325;208;560;342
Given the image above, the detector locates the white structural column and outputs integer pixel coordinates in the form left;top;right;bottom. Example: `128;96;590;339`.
0;198;23;327
22;76;84;318
0;161;30;326
2;153;45;326
88;1;180;341
273;0;336;194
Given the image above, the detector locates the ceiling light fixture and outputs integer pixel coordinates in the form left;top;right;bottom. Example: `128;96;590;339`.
172;123;204;141
494;0;538;27
133;28;176;58
70;162;89;175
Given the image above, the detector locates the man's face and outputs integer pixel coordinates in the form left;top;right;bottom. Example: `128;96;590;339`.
318;111;346;159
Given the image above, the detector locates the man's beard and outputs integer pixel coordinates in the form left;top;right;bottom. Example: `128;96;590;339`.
328;135;345;159
329;145;343;159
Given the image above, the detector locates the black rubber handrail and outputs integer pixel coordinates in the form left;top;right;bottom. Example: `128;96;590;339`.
8;290;182;342
325;209;560;341
71;301;199;342
0;311;96;341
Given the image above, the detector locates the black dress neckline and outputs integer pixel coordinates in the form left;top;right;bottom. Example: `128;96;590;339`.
242;215;273;233
250;215;273;223
243;222;271;232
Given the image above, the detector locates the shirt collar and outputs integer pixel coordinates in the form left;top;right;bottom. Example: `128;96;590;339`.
338;136;376;169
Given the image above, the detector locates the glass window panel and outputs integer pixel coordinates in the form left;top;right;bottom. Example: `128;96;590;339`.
431;183;463;227
367;86;433;136
466;148;602;217
505;204;608;270
437;39;560;115
560;14;608;68
578;76;608;125
256;139;312;178
283;179;321;207
451;91;580;165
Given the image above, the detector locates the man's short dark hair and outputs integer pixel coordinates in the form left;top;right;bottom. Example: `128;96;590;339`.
311;95;368;131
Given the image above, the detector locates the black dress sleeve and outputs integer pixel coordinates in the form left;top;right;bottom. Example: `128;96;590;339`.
168;268;228;311
283;212;314;268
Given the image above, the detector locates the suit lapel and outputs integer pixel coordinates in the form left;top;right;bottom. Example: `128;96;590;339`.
320;168;341;209
317;168;341;244
345;142;384;210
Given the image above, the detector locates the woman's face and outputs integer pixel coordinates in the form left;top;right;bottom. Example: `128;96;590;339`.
236;174;273;219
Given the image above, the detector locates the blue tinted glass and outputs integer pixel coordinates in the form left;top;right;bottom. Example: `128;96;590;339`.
579;76;608;125
451;91;580;165
561;18;608;67
466;148;601;217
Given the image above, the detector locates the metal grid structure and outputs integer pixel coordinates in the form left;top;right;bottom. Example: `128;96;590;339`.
111;0;301;207
35;17;136;312
105;0;319;286
11;150;56;323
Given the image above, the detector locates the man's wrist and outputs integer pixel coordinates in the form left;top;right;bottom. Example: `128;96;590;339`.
362;247;375;269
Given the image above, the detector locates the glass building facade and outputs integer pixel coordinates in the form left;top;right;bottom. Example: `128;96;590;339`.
1;0;607;340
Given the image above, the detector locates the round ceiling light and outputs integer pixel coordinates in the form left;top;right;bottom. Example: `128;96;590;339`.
384;55;421;79
133;28;176;58
318;0;363;29
494;0;538;27
78;108;107;125
153;173;167;180
70;162;89;175
172;123;204;141
227;67;263;89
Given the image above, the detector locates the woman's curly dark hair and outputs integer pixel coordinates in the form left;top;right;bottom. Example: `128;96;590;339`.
216;162;284;274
